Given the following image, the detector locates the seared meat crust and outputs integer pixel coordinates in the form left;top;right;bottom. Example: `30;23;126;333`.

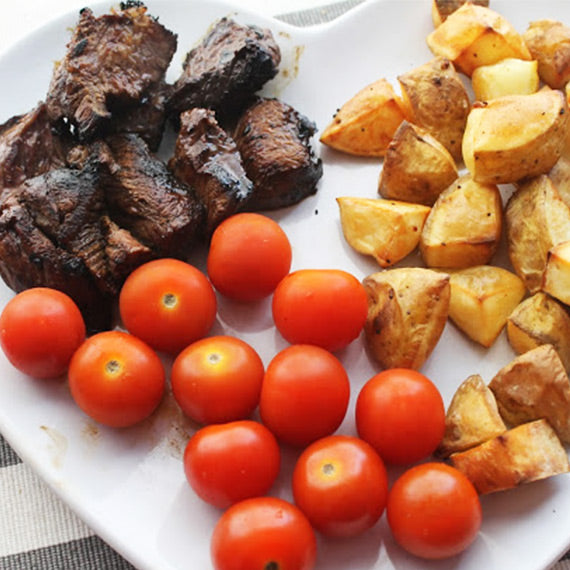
234;98;322;210
168;17;280;121
169;108;252;234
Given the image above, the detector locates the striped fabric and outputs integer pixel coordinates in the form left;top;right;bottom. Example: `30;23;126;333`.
1;1;570;569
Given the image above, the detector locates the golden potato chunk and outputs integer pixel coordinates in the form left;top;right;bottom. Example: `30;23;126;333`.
489;344;570;443
507;292;570;372
506;175;570;293
523;20;570;89
363;268;450;370
378;121;458;206
471;58;540;101
542;240;570;305
431;0;489;27
446;265;525;347
336;197;430;268
548;155;570;206
450;419;570;495
320;78;407;157
462;90;568;185
436;374;506;459
420;175;502;269
398;57;470;160
426;3;531;77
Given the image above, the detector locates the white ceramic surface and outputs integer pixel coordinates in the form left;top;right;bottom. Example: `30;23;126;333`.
0;1;570;569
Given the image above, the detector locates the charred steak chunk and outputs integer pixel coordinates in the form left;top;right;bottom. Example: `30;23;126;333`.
168;17;281;121
46;3;177;141
102;134;205;257
0;184;112;332
233;98;322;211
169;108;253;235
0;103;67;192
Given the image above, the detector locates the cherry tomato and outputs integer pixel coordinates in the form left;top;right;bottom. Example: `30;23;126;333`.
207;213;292;302
259;344;350;448
119;258;217;354
355;368;445;465
292;435;388;538
272;269;368;352
387;462;482;559
68;331;165;428
211;496;317;570
184;420;280;509
172;335;264;425
0;288;86;379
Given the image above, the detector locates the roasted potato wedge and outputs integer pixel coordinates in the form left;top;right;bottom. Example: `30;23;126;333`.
426;3;531;77
542;240;570;305
462;90;568;185
420;175;502;269
363;268;450;370
378;121;458;206
471;58;540;101
548;155;570;206
436;374;506;459
505;175;570;293
336;197;430;268
446;265;525;347
507;292;570;372
523;20;570;89
450;419;570;495
431;0;489;27
398;57;470;160
489;344;570;443
320;78;407;157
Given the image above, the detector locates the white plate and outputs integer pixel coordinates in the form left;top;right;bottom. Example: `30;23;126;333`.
1;1;570;569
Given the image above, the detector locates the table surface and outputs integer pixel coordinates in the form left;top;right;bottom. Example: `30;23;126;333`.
1;1;570;569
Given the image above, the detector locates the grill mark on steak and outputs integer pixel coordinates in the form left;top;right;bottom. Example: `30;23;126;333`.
102;134;205;257
46;3;177;141
233;98;323;211
168;17;281;122
169;108;253;235
0;103;67;192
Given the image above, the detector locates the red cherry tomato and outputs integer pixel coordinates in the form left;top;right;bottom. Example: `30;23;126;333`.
259;344;350;447
272;269;368;352
172;335;264;425
211;496;317;570
292;435;388;538
0;288;86;379
387;462;482;559
184;420;280;509
355;368;445;465
68;331;165;427
207;213;292;302
119;258;217;354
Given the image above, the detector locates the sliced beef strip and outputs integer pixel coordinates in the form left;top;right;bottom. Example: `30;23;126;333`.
0;103;67;191
103;134;205;257
169;108;252;235
46;2;177;141
233;98;323;211
168;17;281;122
0;188;112;332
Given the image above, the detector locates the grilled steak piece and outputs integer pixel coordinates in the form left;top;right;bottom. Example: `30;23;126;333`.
168;17;281;121
46;2;177;141
169;108;253;234
0;103;67;191
233;98;322;210
103;134;205;256
0;187;112;332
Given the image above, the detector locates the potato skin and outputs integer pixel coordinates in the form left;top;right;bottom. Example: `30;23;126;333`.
398;57;470;161
363;268;450;370
378;121;458;206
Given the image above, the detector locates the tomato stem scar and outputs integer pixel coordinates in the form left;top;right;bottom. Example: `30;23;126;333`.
106;359;121;375
322;462;335;475
162;292;177;308
264;562;279;570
